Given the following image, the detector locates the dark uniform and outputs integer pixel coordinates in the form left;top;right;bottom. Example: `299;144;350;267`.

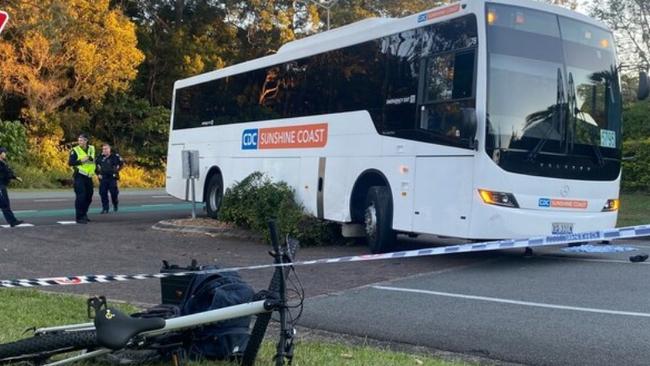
68;144;96;223
0;154;21;226
96;153;124;212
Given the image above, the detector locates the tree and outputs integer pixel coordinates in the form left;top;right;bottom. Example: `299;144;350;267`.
113;0;239;107
590;0;650;71
314;0;449;29
547;0;579;10
0;0;144;131
91;92;170;167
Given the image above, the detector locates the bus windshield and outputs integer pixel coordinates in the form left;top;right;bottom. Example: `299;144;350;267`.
485;3;621;181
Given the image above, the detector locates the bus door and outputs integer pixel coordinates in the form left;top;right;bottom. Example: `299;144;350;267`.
411;47;477;236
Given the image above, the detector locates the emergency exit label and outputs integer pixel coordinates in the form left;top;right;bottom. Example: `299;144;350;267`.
242;123;328;150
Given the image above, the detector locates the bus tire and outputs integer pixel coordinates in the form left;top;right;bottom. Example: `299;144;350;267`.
364;186;396;253
205;173;223;219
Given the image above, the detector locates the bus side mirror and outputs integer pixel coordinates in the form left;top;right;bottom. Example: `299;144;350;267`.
638;71;650;100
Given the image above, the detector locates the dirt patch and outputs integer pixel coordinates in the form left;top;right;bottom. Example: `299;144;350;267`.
152;217;263;240
171;217;235;229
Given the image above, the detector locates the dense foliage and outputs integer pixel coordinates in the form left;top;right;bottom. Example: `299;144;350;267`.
0;120;27;163
621;100;650;192
622;138;650;192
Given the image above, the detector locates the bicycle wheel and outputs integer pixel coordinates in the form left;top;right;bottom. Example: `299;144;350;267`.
0;330;97;364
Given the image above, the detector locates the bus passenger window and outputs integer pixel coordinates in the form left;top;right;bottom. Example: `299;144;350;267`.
424;51;474;103
425;53;455;101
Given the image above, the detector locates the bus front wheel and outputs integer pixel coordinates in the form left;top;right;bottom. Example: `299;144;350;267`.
364;186;396;253
205;173;223;219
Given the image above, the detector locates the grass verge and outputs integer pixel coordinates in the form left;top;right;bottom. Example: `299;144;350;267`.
618;193;650;227
0;289;469;366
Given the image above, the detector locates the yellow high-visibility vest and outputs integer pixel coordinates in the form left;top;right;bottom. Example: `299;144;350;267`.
72;145;96;177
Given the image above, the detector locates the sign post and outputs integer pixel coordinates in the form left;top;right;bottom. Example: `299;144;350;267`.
181;150;200;219
0;11;9;34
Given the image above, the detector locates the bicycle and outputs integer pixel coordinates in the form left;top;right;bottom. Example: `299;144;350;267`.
0;221;302;366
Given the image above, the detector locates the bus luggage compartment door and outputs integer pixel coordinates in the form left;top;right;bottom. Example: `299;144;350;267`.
412;156;473;236
166;143;186;199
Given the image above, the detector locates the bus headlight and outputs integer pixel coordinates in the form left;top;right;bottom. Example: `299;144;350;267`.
478;189;519;208
602;198;619;212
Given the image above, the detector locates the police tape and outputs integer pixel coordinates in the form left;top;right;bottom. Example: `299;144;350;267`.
2;224;650;289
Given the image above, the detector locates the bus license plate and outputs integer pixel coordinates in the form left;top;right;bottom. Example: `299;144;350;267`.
552;223;573;235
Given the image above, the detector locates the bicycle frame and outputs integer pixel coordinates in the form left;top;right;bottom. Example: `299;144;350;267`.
36;300;272;366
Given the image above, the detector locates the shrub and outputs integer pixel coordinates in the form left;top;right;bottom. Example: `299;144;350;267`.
0;120;28;163
622;138;650;192
27;136;70;175
10;163;69;189
118;165;165;188
220;172;342;245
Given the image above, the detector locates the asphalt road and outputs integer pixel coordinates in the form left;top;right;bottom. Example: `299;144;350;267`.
1;191;650;365
299;244;650;366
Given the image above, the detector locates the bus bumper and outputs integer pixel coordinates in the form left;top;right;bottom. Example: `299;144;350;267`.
468;203;618;240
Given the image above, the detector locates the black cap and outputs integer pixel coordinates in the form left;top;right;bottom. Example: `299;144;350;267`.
0;147;7;154
78;133;89;140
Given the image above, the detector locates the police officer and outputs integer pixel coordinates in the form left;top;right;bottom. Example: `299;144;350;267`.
96;143;124;214
0;147;24;227
68;134;96;224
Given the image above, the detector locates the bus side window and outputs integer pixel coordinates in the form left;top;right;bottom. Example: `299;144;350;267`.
383;30;420;132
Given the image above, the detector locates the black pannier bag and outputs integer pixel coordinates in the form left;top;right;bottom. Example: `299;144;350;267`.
179;264;255;361
104;260;255;365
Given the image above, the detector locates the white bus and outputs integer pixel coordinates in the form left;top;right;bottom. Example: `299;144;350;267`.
166;0;623;253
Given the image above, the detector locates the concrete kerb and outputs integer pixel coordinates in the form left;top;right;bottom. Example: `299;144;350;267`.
152;219;263;241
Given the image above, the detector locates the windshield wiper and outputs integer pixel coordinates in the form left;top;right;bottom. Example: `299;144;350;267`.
528;68;565;162
567;72;605;167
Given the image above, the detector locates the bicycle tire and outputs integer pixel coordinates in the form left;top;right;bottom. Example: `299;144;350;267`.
241;238;298;366
0;330;97;364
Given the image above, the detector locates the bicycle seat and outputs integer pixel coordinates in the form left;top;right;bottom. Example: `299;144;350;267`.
94;308;165;350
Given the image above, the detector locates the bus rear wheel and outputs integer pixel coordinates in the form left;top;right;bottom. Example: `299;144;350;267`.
205;173;223;219
364;186;396;253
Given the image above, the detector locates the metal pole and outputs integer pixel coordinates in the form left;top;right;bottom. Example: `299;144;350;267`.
327;8;330;30
190;178;196;219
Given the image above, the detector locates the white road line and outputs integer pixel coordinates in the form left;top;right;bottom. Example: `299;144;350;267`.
1;223;35;228
13;210;37;214
151;195;171;198
57;221;77;225
537;255;650;265
372;285;650;318
33;199;68;202
140;204;174;207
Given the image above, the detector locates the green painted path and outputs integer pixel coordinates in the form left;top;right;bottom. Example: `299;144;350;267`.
12;202;201;218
